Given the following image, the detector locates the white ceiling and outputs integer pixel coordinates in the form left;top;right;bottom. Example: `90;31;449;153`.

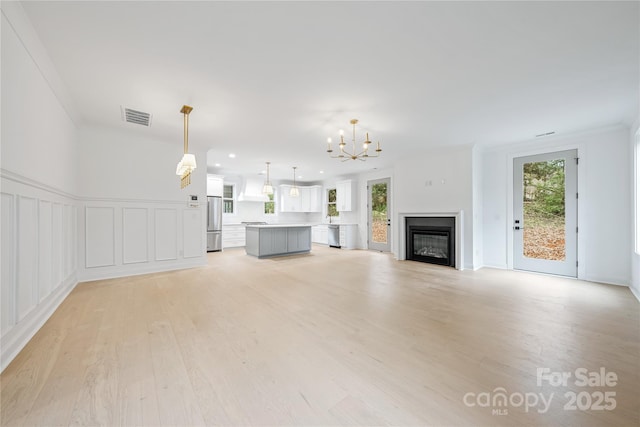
20;1;639;182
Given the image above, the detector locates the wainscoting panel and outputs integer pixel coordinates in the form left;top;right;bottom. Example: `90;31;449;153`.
52;203;62;288
1;193;16;336
123;207;148;264
64;204;73;278
17;196;37;321
85;206;115;268
183;208;203;258
0;171;78;372
38;200;52;302
78;201;205;281
155;208;178;261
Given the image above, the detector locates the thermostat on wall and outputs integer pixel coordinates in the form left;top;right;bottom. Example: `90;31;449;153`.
188;194;199;208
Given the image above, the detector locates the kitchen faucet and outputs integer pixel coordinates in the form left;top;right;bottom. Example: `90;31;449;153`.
326;214;332;224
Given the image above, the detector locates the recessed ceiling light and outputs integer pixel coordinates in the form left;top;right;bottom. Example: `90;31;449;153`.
214;163;221;167
319;170;324;174
298;176;303;179
228;153;236;158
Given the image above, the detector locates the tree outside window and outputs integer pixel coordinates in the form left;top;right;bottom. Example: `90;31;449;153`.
327;188;339;217
264;192;275;214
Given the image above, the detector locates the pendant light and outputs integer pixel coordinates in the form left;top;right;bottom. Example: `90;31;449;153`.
262;162;274;195
175;105;197;188
290;166;300;197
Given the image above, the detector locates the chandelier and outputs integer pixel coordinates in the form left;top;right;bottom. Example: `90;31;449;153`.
327;119;381;161
175;105;197;188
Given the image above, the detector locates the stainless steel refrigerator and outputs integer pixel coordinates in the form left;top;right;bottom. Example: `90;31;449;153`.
207;196;222;252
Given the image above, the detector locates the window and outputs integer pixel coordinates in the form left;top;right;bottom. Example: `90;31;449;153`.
327;188;339;217
223;184;234;214
264;191;275;215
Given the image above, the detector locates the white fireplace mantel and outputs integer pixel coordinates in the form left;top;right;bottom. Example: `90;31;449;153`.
397;211;464;270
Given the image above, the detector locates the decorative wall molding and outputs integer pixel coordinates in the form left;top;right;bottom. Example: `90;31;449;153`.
84;206;116;268
0;273;76;372
78;201;206;282
123;207;149;265
1;175;78;373
154;208;179;261
1;168;77;200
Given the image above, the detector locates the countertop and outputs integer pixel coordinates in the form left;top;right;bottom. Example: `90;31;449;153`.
225;223;359;227
245;223;313;229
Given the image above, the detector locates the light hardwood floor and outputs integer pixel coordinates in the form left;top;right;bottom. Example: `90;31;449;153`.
1;246;639;426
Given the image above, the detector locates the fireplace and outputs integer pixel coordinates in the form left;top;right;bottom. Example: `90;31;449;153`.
406;217;455;267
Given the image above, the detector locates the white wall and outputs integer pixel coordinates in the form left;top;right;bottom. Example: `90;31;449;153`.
76;126;208;281
393;145;476;269
482;150;509;268
630;123;640;301
1;5;78;371
1;9;77;194
472;145;484;269
483;126;631;285
77;126;207;201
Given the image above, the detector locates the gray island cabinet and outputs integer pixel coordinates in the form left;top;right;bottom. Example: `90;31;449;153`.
245;224;312;258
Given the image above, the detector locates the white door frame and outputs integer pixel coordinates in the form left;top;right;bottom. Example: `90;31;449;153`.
368;178;391;252
513;149;577;276
506;142;586;279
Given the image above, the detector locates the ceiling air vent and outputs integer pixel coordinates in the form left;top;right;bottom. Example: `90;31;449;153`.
535;131;555;138
121;106;152;126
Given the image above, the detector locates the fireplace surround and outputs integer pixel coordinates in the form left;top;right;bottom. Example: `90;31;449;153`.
406;216;456;267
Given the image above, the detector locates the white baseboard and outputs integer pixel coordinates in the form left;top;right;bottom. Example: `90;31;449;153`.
1;274;78;373
580;275;630;287
629;285;640;303
480;263;509;270
77;257;207;282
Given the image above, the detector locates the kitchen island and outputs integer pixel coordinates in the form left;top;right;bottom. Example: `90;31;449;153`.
245;224;312;258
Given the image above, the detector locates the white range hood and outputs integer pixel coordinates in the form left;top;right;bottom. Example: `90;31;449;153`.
237;178;269;202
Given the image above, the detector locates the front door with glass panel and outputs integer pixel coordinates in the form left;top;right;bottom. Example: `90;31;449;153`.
513;150;577;277
368;178;391;252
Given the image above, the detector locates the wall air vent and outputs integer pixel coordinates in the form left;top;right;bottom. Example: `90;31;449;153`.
121;106;152;126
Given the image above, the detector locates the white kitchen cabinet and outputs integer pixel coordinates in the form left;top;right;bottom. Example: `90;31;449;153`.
222;224;246;248
279;185;322;213
300;187;311;212
336;180;355;212
339;224;358;249
312;225;328;244
279;185;302;212
308;186;322;212
207;174;224;197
